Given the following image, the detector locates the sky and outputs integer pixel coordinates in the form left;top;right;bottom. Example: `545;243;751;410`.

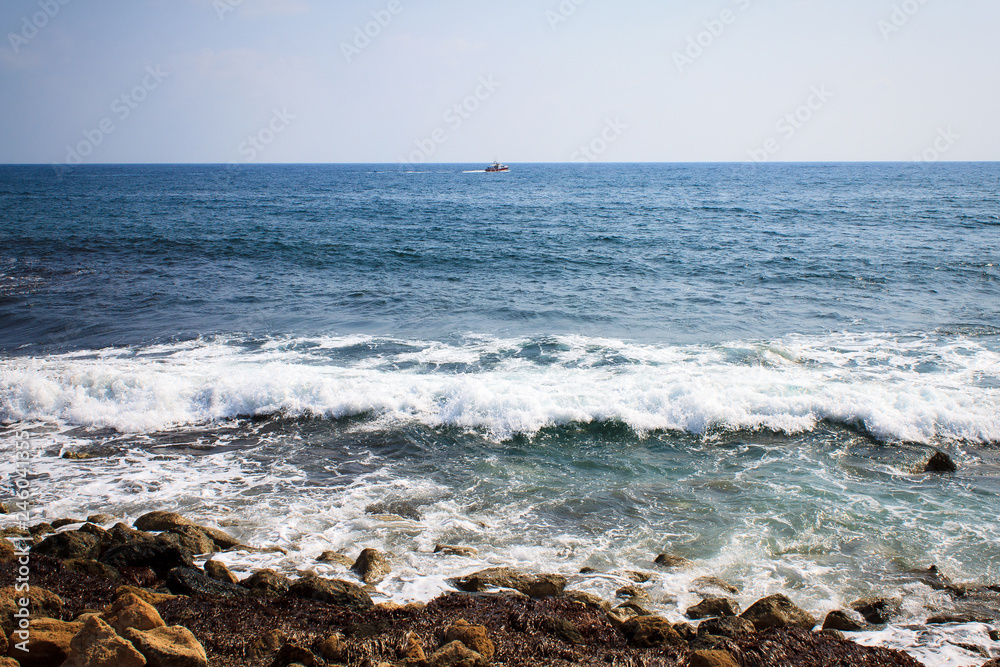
1;0;998;164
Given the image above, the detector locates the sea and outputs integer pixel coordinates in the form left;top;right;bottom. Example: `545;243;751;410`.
1;163;999;665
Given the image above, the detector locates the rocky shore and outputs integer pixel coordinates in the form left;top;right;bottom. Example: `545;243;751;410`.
1;509;996;666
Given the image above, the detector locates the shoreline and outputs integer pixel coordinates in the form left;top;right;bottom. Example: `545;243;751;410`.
2;510;998;666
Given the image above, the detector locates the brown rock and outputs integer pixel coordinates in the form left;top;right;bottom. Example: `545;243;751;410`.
399;631;426;663
690;649;739;667
62;559;121;581
62;615;147;667
850;597;902;625
109;523;157;547
924;451;958;473
247;629;287;660
317;632;346;662
653;553;694;570
87;513;115;525
242;569;292;597
286;577;374;611
134;511;194;532
0;541;15;564
159;526;217;555
741;594;816;631
204;559;239;585
691;576;740;595
29;522;55;536
268;641;318;666
445;619;495;659
823;609;866;631
102;592;166;634
697;615;756;639
317;551;354;567
352;548;391;585
122;625;208;667
428;641;487;667
31;530;102;560
620;615;685;648
563;590;609;610
5;617;83;667
450;567;566;598
434;544;479;557
51;518;85;529
113;586;179;606
540;616;584;644
0;585;64;636
687;597;741;619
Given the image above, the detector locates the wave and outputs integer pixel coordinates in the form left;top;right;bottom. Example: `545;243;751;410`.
1;333;998;444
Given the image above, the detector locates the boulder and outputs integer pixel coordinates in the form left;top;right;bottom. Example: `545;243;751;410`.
697;615;757;639
924;451;958;473
316;551;354;567
31;530;102;560
687;597;741;619
364;500;422;521
5;617;83;667
100;543;194;578
158;527;216;556
316;633;346;662
133;512;194;532
428;640;487;667
122;625;208;667
450;567;566;598
246;629;287;660
62;559;121;581
690;650;739;667
351;548;391;585
620;616;685;648
823;609;867;632
29;522;55;536
51;518;85;529
87;514;115;525
399;631;425;663
76;523;112;545
268;641;318;666
102;592;166;634
113;586;179;606
741;594;816;631
286;577;374;611
539;616;584;644
241;569;291;598
563;590;609;610
616;585;651;604
0;585;63;636
204;560;239;585
445;619;495;659
434;544;479;557
62;615;147;667
653;553;694;570
850;597;902;625
166;568;250;598
0;541;15;564
108;523;157;548
902;565;952;590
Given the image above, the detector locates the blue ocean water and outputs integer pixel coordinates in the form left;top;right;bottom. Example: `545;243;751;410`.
2;163;999;665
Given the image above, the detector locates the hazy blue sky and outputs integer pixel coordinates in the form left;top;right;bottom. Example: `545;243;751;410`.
1;0;997;163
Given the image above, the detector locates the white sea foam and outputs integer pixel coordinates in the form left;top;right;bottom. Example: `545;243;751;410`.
1;333;998;443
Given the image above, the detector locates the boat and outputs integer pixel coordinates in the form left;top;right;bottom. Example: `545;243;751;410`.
485;161;509;172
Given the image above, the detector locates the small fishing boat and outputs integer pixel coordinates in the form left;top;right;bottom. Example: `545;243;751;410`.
485;161;509;173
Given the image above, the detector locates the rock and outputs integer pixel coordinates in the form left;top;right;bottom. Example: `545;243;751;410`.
850;597;902;625
692;576;740;595
29;522;55;536
690;650;739;667
0;541;16;564
87;514;115;525
741;594;816;631
924;451;958;473
540;616;584;644
698;615;757;639
364;500;422;521
428;640;487;667
317;551;354;567
241;569;292;597
674;622;697;641
434;544;479;557
77;523;112;544
108;523;157;547
689;634;728;651
563;590;609;610
166;567;250;598
352;548;391;585
51;518;85;529
268;641;319;666
607;604;642;626
621;616;685;648
618;570;653;583
819;629;846;640
62;559;121;581
101;543;194;578
5;617;83;667
927;613;994;624
286;577;374;611
687;597;741;619
122;625;208;667
204;560;239;585
616;585;650;604
102;592;166;634
134;511;195;532
62;615;147;667
445;619;495;659
191;525;245;551
399;631;425;663
113;586;179;606
317;632;346;662
823;609;867;631
653;553;694;570
247;629;287;660
982;660;1000;667
159;527;217;556
902;565;952;590
0;585;63;636
31;530;102;560
450;567;566;598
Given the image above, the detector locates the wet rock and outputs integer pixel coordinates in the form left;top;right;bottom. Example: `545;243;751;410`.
101;542;194;578
434;544;479;557
692;576;740;596
159;526;217;556
563;590;609;610
62;615;146;667
6;617;83;667
134;511;194;532
428;640;487;667
819;628;847;640
450;567;566;598
687;597;741;619
616;585;650;604
399;631;425;663
29;522;55;536
924;451;958;473
77;523;112;545
445;619;495;659
241;569;292;598
674;622;697;641
62;558;121;581
690;650;739;667
87;513;115;525
653;553;694;570
619;570;653;583
51;518;85;529
698;615;757;639
247;629;287;660
317;633;346;662
607;603;645;627
741;594;817;631
286;576;374;611
621;615;685;648
823;609;867;631
899;564;952;590
317;551;354;567
540;616;584;644
364;500;422;521
0;585;64;636
108;523;157;548
850;597;902;625
32;530;102;560
204;559;239;585
102;591;166;634
167;567;251;598
113;586;179;606
0;541;15;564
122;625;209;667
352;548;391;585
268;641;319;667
689;634;729;651
927;613;994;624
